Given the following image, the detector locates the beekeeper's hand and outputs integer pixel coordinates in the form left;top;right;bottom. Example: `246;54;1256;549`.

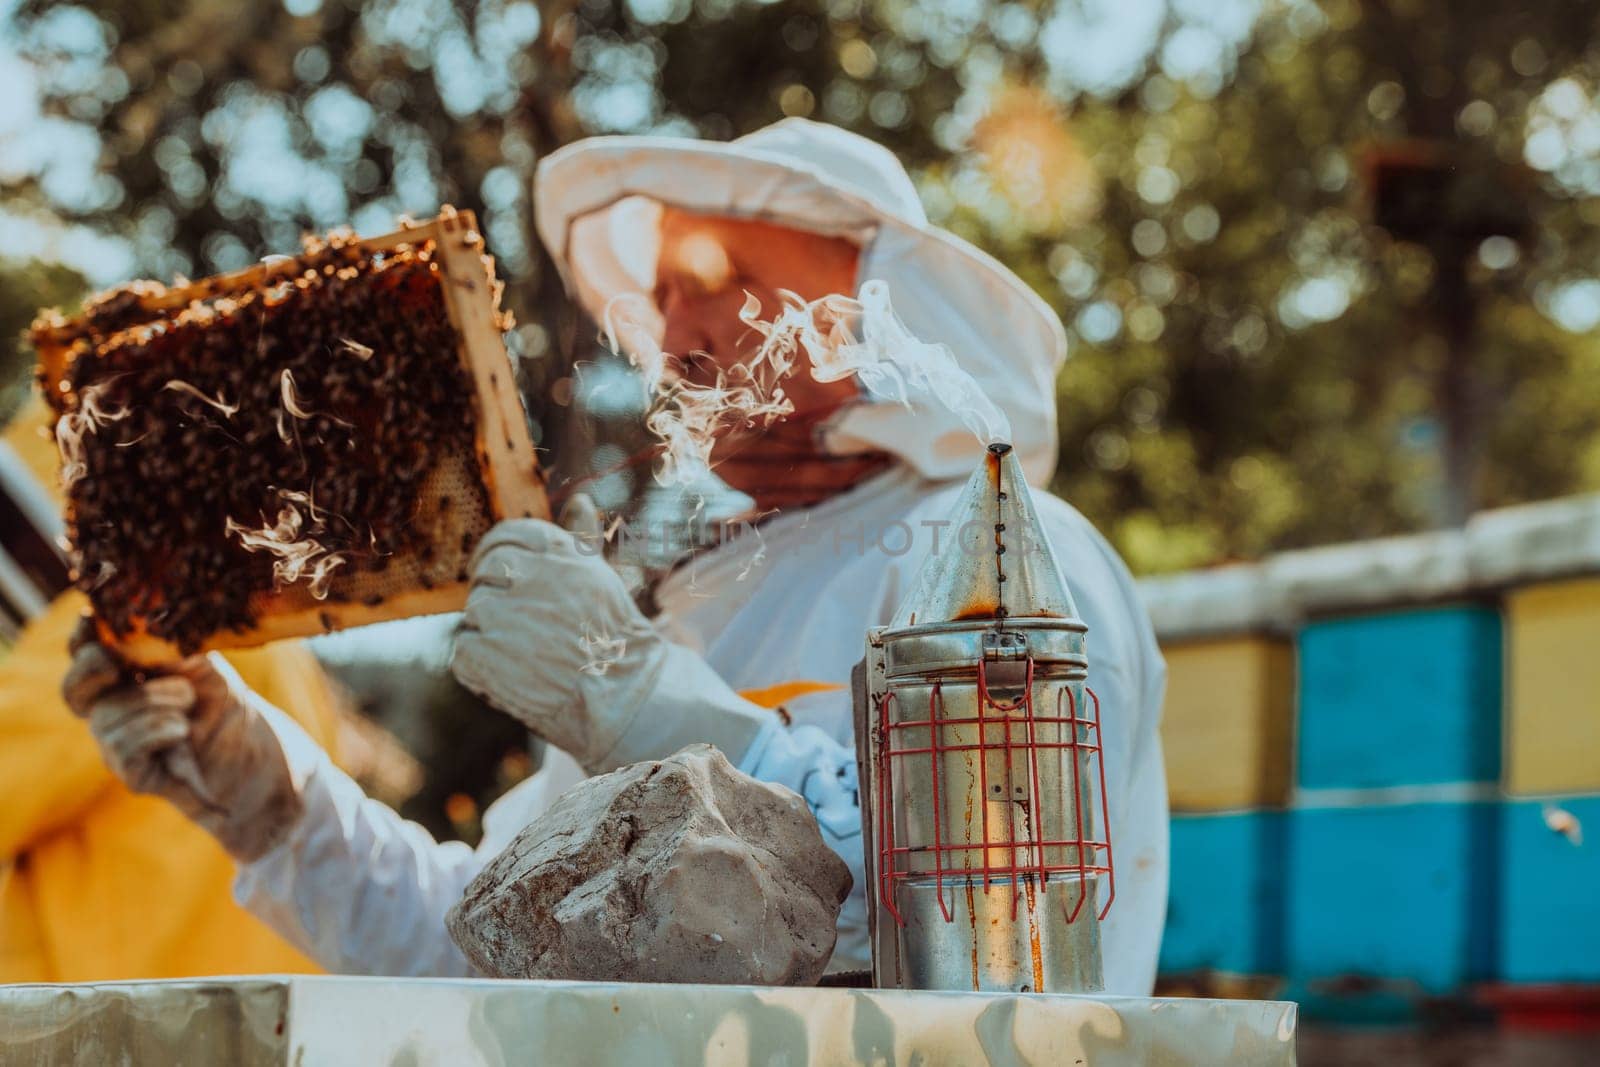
452;498;771;775
61;620;302;862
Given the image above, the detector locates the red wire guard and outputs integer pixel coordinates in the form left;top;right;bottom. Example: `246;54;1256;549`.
875;656;1114;928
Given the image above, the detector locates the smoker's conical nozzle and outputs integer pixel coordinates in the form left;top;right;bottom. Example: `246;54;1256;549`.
889;442;1078;628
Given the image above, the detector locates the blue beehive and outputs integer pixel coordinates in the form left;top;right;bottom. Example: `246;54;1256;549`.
1499;795;1600;983
1285;802;1497;1017
1161;812;1286;977
1297;605;1502;791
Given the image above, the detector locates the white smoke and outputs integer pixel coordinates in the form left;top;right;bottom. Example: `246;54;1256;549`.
740;279;1011;446
225;490;346;599
578;621;627;675
163;379;239;417
601;279;1009;488
56;380;132;489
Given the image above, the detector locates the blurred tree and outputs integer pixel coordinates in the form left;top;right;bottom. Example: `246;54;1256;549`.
7;0;592;454
5;0;1600;579
0;259;84;424
928;0;1600;567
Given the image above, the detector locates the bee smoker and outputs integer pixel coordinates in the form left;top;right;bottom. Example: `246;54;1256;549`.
853;443;1113;993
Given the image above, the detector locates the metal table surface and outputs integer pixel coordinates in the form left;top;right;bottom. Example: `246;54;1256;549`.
0;975;1297;1065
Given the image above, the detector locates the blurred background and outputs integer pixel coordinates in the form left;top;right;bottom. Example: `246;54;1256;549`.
2;0;1598;1060
8;0;1600;564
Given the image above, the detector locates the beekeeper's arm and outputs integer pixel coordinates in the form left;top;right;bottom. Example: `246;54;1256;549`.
61;516;867;979
450;517;870;947
61;620;482;977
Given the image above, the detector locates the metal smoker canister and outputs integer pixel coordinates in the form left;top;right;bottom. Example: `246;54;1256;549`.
854;443;1114;994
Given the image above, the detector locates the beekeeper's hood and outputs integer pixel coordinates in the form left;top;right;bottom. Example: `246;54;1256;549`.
534;119;1069;486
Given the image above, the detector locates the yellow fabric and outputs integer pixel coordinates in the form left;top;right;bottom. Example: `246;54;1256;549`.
0;592;346;982
3;392;63;510
1505;578;1600;795
738;680;844;710
1159;635;1292;812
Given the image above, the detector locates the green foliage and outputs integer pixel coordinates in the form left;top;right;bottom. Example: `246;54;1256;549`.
927;0;1600;571
0;259;85;424
5;0;1600;575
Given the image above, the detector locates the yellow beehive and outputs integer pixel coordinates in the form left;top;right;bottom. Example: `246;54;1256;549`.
1160;636;1294;811
1504;577;1600;795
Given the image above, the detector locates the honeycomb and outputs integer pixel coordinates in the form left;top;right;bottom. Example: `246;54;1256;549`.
30;210;547;663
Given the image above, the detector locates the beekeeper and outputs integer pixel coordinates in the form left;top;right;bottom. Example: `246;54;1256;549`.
63;119;1168;991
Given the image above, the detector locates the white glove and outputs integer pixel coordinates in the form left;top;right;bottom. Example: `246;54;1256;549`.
450;514;771;775
61;619;303;862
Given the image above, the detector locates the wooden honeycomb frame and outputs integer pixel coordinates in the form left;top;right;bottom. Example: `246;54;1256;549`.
32;209;549;664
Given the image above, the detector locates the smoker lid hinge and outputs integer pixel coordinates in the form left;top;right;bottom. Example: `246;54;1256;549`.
982;628;1029;661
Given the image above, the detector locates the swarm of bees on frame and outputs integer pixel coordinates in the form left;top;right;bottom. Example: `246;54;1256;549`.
32;228;498;654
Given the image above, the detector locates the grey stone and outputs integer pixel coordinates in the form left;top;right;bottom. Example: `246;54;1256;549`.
446;744;851;986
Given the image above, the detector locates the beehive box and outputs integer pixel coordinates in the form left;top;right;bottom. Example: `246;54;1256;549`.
1160;811;1287;978
1498;795;1600;983
1160;636;1293;811
1285;801;1497;1007
1503;578;1600;795
30;209;548;663
1296;605;1502;791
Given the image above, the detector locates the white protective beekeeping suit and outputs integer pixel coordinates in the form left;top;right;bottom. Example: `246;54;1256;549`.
233;119;1169;991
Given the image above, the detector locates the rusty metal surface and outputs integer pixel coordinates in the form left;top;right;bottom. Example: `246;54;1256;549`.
861;445;1111;997
0;976;1298;1066
864;667;1108;996
887;445;1079;629
889;876;1104;994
